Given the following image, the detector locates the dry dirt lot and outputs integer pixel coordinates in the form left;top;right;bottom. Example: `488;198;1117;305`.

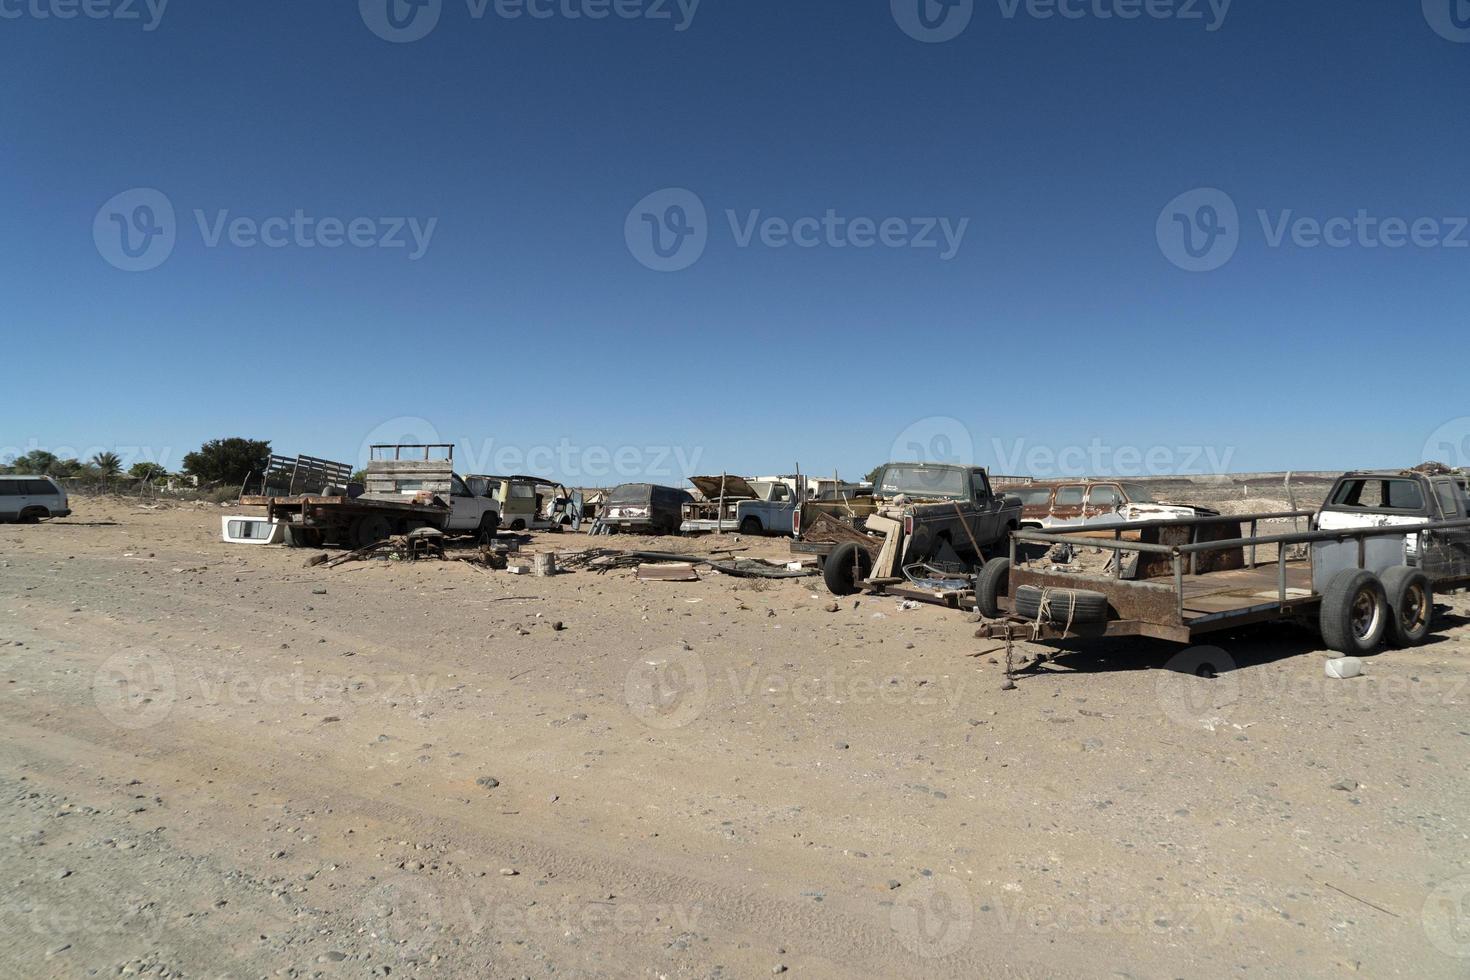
2;496;1469;979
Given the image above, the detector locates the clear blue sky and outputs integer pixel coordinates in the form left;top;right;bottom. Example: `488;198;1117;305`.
6;1;1469;483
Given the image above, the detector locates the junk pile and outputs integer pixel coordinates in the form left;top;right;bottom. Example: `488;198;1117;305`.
560;548;816;580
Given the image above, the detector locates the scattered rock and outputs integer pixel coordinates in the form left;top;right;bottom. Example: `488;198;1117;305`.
1331;778;1359;792
476;777;500;790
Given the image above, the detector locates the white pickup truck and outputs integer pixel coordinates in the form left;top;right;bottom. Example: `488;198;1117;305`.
680;475;797;536
1315;470;1470;577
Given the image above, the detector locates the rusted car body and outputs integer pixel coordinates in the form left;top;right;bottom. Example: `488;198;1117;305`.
1015;480;1216;537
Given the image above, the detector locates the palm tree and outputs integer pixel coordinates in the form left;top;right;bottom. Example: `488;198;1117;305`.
91;451;123;478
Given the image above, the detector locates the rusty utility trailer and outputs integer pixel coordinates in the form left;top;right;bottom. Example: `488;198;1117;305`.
976;511;1470;655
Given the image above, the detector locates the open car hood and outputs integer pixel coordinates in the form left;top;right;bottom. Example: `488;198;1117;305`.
688;475;758;500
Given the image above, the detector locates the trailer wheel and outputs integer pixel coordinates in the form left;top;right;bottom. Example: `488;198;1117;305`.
350;514;394;549
823;542;871;596
1319;569;1388;655
1380;566;1433;648
974;557;1011;619
1013;585;1109;625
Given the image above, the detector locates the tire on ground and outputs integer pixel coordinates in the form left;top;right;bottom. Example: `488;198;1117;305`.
974;557;1011;619
1380;565;1433;648
823;541;871;597
1318;568;1389;655
1012;584;1109;625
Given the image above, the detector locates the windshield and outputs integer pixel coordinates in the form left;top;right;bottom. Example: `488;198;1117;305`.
876;465;968;499
1120;483;1155;503
607;485;651;506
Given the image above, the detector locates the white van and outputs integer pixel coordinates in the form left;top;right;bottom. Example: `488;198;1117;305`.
0;475;71;523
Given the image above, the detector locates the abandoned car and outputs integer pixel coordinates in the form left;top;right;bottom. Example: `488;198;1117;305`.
598;483;694;535
805;462;1023;595
1016;480;1217;534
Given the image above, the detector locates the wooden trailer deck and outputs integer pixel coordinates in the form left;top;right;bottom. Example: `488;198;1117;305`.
1177;561;1315;623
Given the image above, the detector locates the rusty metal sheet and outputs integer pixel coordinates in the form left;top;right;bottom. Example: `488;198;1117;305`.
1133;521;1244;579
1010;567;1184;628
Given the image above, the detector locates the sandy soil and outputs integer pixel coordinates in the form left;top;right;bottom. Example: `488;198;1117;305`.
2;495;1468;979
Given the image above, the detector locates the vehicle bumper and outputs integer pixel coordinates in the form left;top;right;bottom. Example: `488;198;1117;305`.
680;519;737;533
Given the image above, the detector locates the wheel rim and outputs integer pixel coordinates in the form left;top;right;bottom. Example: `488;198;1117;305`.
1400;583;1429;634
1351;587;1382;641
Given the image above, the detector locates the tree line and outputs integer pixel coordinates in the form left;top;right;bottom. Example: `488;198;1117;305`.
1;438;273;489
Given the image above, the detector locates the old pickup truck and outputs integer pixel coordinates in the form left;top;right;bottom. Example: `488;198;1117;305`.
811;462;1023;596
680;475;798;536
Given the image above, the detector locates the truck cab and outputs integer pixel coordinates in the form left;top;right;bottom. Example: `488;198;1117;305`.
1316;470;1470;582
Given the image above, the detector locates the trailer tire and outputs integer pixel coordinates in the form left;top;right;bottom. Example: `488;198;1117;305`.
974;557;1011;619
1012;585;1109;625
1319;569;1389;655
823;542;871;597
1380;566;1433;648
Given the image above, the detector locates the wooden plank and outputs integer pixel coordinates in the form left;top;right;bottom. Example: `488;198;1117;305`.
637;563;700;582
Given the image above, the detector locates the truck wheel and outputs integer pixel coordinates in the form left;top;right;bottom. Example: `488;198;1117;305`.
974;557;1011;619
477;513;499;544
350;515;394;549
1319;569;1388;655
1380;566;1433;648
510;519;527;531
823;542;871;596
1012;585;1108;625
739;517;762;536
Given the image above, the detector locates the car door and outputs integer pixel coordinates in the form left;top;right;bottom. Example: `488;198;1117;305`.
1427;478;1470;580
1049;484;1087;528
967;470;1000;548
0;479;20;520
448;475;489;530
1084;483;1125;529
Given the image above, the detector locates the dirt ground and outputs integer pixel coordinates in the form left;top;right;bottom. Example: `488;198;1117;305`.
2;492;1469;979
